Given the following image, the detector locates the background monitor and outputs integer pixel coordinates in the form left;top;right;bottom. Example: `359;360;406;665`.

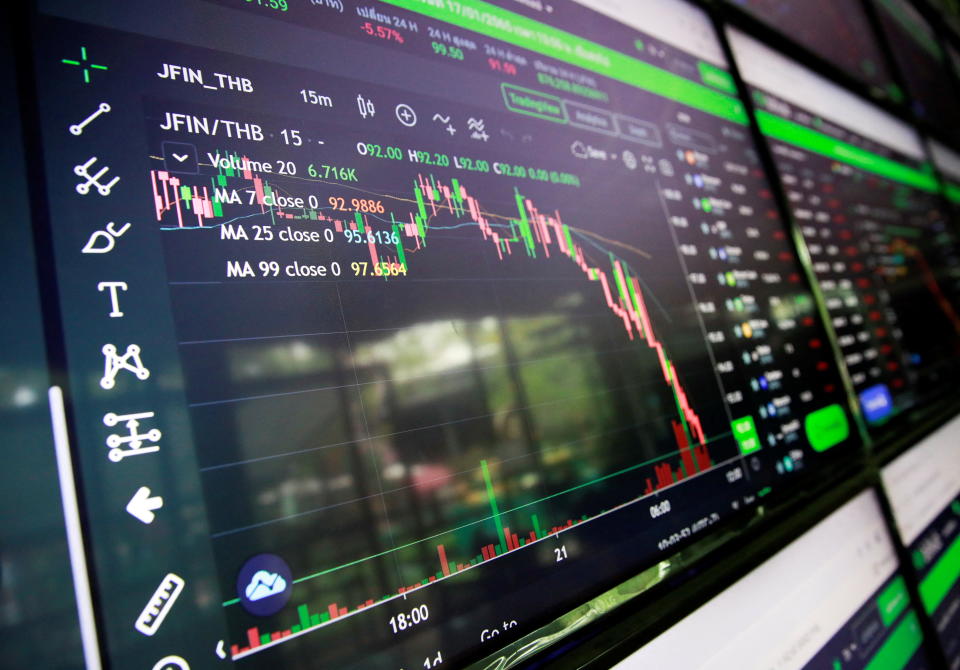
724;0;899;100
882;414;960;667
612;490;936;670
924;0;960;38
730;28;960;438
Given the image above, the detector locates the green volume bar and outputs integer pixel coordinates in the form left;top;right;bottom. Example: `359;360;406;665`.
481;460;507;553
379;0;747;124
755;110;938;192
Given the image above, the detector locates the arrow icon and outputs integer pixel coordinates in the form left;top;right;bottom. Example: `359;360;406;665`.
216;640;226;660
126;486;163;524
171;153;189;163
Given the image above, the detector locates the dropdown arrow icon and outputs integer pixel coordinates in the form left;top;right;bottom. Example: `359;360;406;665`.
126;486;163;524
172;153;189;162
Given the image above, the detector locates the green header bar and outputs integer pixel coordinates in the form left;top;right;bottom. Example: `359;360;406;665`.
756;110;939;193
379;0;747;124
944;181;960;205
919;532;960;614
864;610;924;670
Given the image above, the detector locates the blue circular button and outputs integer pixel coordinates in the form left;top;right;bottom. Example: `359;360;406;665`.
236;553;293;616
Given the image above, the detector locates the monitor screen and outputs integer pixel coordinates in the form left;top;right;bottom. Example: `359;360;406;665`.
612;489;937;670
729;29;960;436
882;414;960;668
22;0;856;667
723;0;899;99
873;0;960;143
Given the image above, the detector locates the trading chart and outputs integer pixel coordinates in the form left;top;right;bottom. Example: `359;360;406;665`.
30;1;856;667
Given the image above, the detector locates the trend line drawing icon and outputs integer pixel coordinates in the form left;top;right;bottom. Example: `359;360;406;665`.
237;554;293;616
69;102;111;136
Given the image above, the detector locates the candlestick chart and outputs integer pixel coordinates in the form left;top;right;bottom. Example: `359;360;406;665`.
151;145;741;661
153;152;712;455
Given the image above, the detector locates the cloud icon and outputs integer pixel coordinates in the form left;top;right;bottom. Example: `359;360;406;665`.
245;570;288;602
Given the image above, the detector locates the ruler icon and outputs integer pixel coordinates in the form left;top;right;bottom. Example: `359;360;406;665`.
135;573;185;636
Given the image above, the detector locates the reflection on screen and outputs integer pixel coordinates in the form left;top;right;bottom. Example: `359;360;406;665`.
724;0;898;98
873;0;960;142
0;28;85;670
882;415;960;668
24;0;859;667
927;0;960;37
613;490;935;670
730;29;960;437
931;138;960;213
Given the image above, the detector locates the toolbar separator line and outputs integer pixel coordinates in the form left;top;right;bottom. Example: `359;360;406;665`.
49;385;103;670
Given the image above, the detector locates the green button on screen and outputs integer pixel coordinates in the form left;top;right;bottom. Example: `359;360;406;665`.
877;575;909;626
731;416;761;455
804;404;849;452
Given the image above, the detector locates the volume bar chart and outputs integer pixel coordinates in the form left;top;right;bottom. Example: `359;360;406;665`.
228;449;722;660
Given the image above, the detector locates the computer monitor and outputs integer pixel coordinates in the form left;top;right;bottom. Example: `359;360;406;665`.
12;0;860;667
611;489;936;669
729;28;960;438
882;414;960;667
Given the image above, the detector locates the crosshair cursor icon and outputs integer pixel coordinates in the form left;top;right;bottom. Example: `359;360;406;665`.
126;486;163;524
